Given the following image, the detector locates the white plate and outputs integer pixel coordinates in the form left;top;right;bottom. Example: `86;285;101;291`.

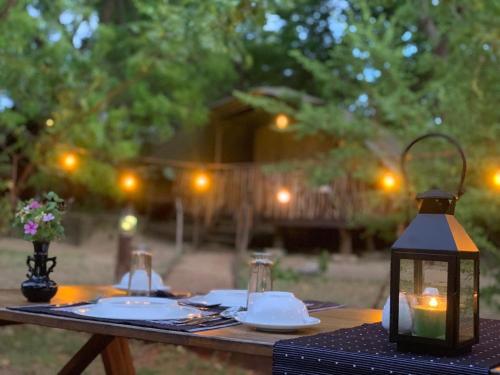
70;301;202;320
97;296;177;306
186;289;248;308
235;312;320;332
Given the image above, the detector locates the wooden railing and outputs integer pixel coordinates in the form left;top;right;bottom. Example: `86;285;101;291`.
168;163;370;226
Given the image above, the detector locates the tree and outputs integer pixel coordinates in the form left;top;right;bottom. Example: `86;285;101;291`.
238;0;500;305
0;0;266;207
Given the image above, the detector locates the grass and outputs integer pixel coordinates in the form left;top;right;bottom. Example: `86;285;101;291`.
0;325;251;374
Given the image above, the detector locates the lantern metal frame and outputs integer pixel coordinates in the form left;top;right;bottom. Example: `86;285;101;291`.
389;133;479;355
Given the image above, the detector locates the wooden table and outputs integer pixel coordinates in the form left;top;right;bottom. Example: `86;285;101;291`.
0;285;498;375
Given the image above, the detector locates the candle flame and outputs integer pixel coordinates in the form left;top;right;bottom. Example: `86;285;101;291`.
428;297;438;308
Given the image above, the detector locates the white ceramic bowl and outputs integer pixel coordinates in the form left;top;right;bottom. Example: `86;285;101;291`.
114;270;169;292
246;291;309;324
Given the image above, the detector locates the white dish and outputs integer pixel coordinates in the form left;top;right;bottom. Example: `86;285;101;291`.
247;291;309;325
97;296;177;307
186;289;248;308
70;301;202;320
235;311;320;332
113;270;170;292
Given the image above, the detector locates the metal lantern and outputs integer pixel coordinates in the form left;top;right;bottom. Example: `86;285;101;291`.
389;133;479;355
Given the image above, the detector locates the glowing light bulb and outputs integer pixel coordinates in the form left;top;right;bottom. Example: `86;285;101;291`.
381;172;397;191
275;114;289;130
46;118;54;127
493;170;500;188
276;188;291;204
120;173;139;193
119;214;138;233
193;173;210;192
60;152;78;172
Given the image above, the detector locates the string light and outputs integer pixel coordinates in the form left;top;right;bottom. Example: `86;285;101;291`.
46;118;54;127
492;170;500;189
275;114;289;130
119;172;139;193
380;172;398;191
276;188;291;204
193;172;210;192
119;214;138;234
60;152;78;172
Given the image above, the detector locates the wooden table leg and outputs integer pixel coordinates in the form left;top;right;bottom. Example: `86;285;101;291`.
59;334;115;375
58;334;135;375
101;337;135;375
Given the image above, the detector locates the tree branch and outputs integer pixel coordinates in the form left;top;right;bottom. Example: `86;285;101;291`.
0;0;17;22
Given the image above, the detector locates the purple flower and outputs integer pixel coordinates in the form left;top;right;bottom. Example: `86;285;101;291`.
24;220;38;236
42;213;55;222
29;200;41;209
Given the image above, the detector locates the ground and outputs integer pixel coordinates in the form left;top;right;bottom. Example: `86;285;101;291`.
0;232;498;374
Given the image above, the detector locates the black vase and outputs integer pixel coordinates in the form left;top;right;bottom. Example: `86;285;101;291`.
21;241;58;302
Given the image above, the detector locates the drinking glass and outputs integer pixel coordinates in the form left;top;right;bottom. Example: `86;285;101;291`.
246;252;273;311
127;249;153;296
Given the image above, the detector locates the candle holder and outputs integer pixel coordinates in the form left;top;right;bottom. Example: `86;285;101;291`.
389;133;479;356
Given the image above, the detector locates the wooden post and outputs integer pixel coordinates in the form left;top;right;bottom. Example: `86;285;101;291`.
115;234;132;283
236;202;253;254
192;200;201;248
175;198;184;256
339;228;353;255
366;233;376;252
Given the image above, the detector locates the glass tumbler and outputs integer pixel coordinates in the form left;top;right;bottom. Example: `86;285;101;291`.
246;252;274;311
127;249;153;296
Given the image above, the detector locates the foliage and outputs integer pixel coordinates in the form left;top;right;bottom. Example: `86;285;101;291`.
272;258;300;282
238;0;500;303
239;0;500;235
12;192;65;242
317;249;330;274
0;0;270;207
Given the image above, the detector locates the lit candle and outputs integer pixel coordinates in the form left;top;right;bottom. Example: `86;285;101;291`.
412;295;447;339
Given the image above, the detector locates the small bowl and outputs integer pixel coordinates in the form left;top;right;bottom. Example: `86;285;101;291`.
246;291;309;324
115;270;169;292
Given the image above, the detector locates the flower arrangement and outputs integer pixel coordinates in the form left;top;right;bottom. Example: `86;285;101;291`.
13;192;65;242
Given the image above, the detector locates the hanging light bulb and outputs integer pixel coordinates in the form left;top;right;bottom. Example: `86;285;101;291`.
60;152;78;172
119;172;139;193
275;114;290;130
276;188;291;204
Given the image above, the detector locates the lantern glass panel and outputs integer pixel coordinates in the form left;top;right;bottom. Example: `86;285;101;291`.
410;260;448;340
422;260;448;295
399;258;414;295
459;259;475;343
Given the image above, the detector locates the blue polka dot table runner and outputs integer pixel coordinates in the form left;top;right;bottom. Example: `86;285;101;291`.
273;319;500;375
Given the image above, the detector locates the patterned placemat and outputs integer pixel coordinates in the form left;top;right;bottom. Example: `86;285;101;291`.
273;319;500;375
8;300;342;333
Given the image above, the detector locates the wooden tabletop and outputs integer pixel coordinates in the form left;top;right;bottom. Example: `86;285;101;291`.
0;285;381;357
0;285;498;374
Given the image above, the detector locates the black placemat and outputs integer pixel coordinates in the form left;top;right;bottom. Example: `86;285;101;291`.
7;300;342;333
273;319;500;375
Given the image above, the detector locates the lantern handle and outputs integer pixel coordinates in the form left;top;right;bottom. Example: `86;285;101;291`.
401;133;467;199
